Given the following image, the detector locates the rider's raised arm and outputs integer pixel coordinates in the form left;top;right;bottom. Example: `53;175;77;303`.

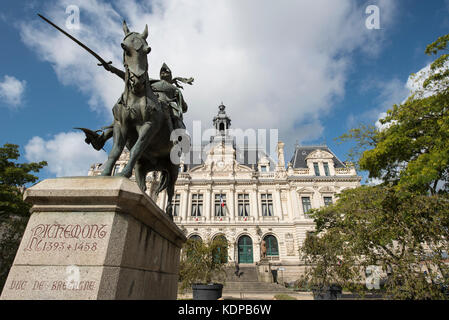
100;63;125;81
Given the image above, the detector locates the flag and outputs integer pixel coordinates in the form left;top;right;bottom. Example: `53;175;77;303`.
220;195;225;207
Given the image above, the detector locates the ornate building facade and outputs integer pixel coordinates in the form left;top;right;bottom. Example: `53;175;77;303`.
88;105;361;282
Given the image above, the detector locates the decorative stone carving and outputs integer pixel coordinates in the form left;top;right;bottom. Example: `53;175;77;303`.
285;233;295;256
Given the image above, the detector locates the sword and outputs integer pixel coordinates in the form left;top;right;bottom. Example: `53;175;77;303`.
37;14;112;68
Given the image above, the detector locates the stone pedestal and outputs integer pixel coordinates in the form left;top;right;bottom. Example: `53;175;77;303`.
1;177;186;300
256;259;273;283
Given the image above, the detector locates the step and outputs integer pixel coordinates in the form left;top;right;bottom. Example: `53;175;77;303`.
224;266;259;282
223;282;294;293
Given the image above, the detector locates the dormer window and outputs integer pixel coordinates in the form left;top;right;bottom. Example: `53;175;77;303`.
323;162;330;176
313;163;320;176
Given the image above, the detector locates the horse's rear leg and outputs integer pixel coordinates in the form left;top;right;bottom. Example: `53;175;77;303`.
165;163;179;221
101;122;126;176
134;159;148;192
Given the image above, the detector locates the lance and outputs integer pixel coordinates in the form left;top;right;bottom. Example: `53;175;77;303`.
37;14;112;68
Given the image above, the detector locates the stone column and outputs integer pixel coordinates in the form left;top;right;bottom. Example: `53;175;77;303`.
286;187;294;222
205;187;212;221
254;239;261;263
252;186;259;222
274;185;282;218
229;185;235;222
291;188;301;219
181;187;189;221
312;188;321;210
0;177;186;300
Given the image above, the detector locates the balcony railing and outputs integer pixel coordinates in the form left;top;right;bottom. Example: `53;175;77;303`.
260;215;280;222
236;216;255;222
186;216;207;222
335;168;354;175
211;216;231;222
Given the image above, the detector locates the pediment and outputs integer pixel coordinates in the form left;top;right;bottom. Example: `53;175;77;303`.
235;162;253;172
296;187;314;194
306;149;334;160
319;186;335;193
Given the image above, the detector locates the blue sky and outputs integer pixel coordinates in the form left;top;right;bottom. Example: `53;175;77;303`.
0;0;448;183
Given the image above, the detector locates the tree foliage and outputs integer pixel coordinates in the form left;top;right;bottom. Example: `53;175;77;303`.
300;186;449;299
302;34;449;300
179;237;228;291
340;33;449;195
0;143;46;292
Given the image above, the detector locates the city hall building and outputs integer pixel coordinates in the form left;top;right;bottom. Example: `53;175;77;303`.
88;104;361;281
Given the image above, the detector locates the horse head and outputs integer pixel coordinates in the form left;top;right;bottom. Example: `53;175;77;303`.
121;21;151;94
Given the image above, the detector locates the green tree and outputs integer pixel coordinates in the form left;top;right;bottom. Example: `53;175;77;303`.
301;34;449;299
179;237;228;292
340;33;449;195
300;186;449;299
0;143;46;291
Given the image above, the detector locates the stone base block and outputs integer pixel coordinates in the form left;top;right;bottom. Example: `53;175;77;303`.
1;177;186;300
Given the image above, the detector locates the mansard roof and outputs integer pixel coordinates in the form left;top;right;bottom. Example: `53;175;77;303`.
290;145;345;169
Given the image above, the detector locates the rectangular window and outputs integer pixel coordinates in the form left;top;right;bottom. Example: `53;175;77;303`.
261;165;267;172
324;196;333;207
214;194;226;216
113;164;121;175
302;197;312;215
261;193;274;216
238;193;250;217
313;163;320;176
191;194;203;217
173;194;181;216
323;162;330;176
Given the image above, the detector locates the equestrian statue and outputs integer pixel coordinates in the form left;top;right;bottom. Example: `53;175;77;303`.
38;14;193;220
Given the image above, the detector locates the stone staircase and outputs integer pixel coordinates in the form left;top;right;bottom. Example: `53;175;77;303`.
222;266;294;294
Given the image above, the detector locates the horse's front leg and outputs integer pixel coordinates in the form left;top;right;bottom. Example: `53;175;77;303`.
119;120;161;178
101;122;126;176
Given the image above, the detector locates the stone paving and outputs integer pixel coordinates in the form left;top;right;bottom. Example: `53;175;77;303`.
177;291;314;300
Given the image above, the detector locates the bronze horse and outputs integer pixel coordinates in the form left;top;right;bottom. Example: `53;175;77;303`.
37;15;185;220
96;22;183;220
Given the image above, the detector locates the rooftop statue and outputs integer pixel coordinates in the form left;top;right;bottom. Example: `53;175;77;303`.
39;15;193;220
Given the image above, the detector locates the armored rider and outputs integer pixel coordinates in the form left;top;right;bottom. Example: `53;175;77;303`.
81;62;193;151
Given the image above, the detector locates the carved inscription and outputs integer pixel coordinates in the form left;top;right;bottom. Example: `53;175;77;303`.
24;223;107;252
8;279;96;292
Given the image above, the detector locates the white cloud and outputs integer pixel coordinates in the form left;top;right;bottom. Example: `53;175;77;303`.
375;59;449;130
405;62;449;98
0;75;26;107
373;78;410;129
24;132;107;177
367;177;383;186
19;0;397;159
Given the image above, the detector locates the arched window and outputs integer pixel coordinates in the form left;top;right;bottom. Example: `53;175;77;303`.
263;235;279;257
189;235;202;242
185;235;202;258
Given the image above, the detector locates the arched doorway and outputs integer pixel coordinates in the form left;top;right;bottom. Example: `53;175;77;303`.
213;235;228;263
263;235;279;257
238;235;253;263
